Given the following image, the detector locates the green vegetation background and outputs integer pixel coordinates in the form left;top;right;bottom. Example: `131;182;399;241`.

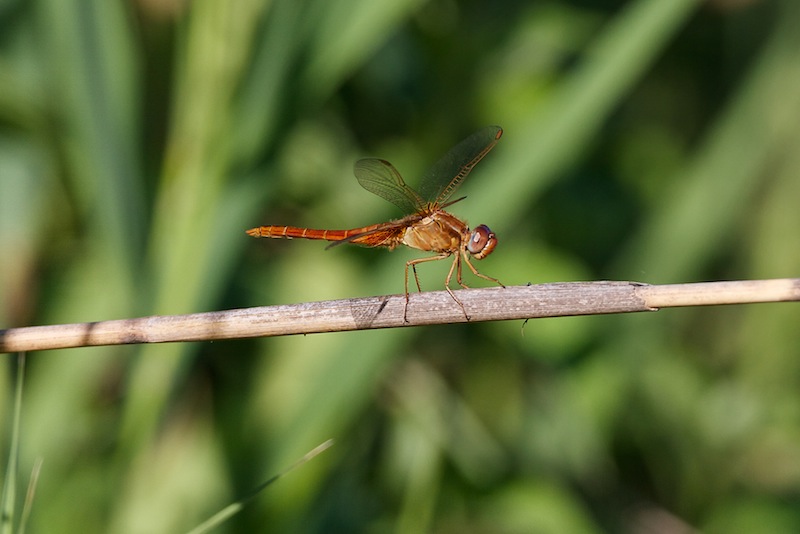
1;0;799;532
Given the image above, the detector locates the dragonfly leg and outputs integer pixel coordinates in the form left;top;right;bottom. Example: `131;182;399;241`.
411;264;423;293
444;254;470;320
404;253;453;322
455;251;470;289
462;250;505;288
403;261;412;323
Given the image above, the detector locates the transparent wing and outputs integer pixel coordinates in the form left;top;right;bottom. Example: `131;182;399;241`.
325;216;421;249
418;125;503;205
354;158;425;214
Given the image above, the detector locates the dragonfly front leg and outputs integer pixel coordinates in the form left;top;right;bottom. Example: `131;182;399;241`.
462;250;505;288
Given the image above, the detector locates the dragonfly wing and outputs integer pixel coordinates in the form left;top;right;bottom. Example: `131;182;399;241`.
354;158;425;214
325;216;419;249
418;126;503;204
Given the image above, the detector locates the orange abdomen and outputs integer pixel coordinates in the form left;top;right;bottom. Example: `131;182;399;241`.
246;225;358;241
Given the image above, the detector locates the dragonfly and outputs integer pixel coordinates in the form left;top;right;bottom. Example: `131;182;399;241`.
247;125;505;321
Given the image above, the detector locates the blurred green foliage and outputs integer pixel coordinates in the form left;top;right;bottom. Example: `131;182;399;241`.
1;0;799;532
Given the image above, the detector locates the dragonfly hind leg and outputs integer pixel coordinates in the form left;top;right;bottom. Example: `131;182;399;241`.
403;253;455;322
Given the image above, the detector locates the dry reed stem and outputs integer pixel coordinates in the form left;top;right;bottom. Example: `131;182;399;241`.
1;278;798;352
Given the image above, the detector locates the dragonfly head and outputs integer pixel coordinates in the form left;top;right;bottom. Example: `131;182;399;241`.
467;224;497;259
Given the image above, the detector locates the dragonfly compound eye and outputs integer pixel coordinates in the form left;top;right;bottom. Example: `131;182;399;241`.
467;224;497;259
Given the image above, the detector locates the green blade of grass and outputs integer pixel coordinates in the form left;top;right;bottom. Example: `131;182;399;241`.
1;354;26;534
185;439;334;534
18;457;43;534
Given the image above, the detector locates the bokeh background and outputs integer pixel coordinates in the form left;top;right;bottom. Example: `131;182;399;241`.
2;0;800;532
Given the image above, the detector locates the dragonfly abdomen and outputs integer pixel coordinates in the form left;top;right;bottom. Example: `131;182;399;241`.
246;225;358;241
246;221;409;250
